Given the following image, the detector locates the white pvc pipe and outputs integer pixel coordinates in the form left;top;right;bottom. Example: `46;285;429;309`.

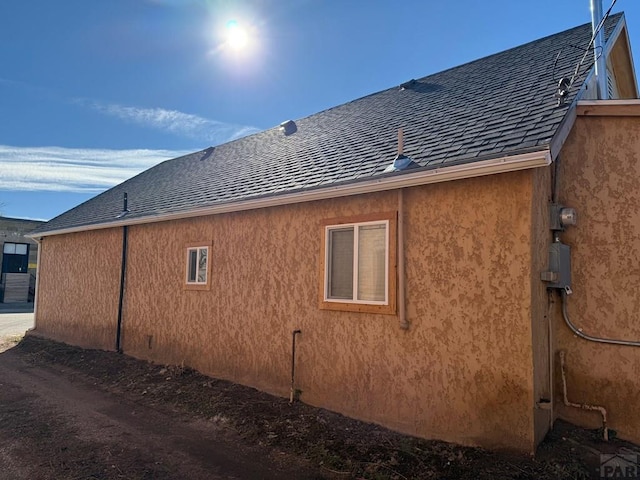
33;237;41;327
559;350;608;440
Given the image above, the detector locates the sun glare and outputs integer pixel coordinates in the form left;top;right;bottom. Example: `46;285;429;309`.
208;15;262;64
225;20;249;51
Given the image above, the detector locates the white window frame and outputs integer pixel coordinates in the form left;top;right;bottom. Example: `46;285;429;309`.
186;246;209;286
324;219;389;305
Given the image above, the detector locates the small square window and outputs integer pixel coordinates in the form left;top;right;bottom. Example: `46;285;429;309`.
186;245;209;287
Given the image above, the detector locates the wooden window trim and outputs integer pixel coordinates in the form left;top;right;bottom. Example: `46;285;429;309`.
184;241;213;291
319;212;397;315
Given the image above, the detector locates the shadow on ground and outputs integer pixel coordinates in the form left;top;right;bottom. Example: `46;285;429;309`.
0;301;34;314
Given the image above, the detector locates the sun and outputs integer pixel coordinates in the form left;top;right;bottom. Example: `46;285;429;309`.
208;16;261;61
224;20;250;51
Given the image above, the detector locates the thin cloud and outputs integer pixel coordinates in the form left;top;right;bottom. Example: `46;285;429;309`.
77;100;260;143
0;145;191;193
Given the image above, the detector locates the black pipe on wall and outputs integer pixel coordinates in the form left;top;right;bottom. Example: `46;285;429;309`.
290;329;302;403
115;225;128;353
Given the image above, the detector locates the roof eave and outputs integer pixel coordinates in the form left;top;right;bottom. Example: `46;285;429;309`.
550;14;636;159
31;148;552;239
549;104;578;160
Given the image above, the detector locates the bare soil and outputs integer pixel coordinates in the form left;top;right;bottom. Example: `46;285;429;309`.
0;333;637;479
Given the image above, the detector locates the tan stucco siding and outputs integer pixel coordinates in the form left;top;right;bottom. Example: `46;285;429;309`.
112;171;537;451
34;229;122;350
555;113;640;443
530;167;553;445
400;171;536;450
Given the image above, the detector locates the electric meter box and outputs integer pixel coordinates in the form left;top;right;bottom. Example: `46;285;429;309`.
548;242;571;290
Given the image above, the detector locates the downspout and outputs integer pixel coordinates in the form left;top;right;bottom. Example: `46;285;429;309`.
546;292;555;430
398;188;408;330
547;156;561;427
33;237;42;326
115;225;128;353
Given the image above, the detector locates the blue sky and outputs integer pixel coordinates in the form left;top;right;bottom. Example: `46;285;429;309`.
1;0;639;221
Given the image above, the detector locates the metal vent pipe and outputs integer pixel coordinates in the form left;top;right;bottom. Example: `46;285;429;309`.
591;0;609;99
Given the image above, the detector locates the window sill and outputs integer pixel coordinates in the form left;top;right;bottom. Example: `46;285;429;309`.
319;299;396;315
184;283;211;291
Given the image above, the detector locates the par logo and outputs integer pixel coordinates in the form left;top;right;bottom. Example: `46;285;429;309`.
600;453;639;479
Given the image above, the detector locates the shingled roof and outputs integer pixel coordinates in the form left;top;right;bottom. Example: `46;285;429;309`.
34;14;625;236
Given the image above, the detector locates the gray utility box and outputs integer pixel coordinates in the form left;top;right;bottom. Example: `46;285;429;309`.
544;242;571;290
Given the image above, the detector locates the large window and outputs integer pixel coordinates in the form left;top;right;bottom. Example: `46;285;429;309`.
321;213;396;314
185;244;210;289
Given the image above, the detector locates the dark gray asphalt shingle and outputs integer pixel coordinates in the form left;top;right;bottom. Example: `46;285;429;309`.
34;14;624;235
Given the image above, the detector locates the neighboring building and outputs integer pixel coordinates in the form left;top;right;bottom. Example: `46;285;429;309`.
29;14;640;453
0;216;43;302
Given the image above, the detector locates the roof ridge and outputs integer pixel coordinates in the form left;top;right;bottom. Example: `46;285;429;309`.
416;13;624;84
217;13;625;146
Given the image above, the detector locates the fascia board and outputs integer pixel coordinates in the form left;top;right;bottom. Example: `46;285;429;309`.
33;149;551;238
549;105;577;160
577;99;640;116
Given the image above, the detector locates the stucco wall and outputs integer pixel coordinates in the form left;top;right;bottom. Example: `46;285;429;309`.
397;172;536;450
103;171;539;451
35;229;122;350
33;168;543;451
530;167;553;445
555;112;640;443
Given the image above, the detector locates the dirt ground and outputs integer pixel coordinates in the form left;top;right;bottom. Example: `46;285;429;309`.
0;333;638;480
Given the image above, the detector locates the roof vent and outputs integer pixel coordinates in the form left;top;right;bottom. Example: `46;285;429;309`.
399;79;417;90
385;154;415;172
280;120;297;136
116;192;130;219
384;128;417;172
200;146;215;161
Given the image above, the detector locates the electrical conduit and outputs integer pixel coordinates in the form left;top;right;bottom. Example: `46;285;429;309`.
561;290;640;347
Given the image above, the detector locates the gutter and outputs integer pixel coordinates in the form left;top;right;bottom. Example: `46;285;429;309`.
32;149;552;238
